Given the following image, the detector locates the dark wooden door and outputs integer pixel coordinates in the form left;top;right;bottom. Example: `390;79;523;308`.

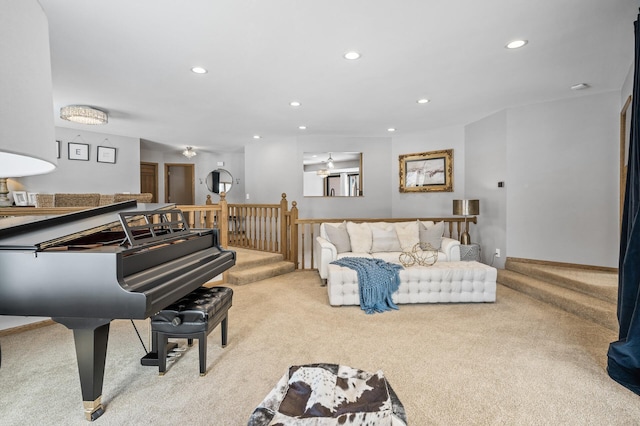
140;162;158;202
165;163;194;204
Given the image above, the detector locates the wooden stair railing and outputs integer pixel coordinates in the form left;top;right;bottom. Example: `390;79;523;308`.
1;196;475;273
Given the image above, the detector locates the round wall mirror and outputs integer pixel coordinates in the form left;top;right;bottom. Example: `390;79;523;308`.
206;169;233;194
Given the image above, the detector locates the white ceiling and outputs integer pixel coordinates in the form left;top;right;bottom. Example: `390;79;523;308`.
38;0;638;155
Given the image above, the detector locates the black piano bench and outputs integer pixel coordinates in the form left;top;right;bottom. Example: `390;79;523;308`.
151;286;233;376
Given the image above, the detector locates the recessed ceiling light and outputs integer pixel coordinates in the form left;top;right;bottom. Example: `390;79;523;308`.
570;83;590;91
290;101;301;107
299;125;307;130
387;128;396;132
344;51;361;60
505;40;528;49
253;135;261;139
191;66;208;74
417;98;430;104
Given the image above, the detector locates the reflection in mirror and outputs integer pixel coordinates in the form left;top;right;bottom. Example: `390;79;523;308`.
303;152;362;196
206;169;233;194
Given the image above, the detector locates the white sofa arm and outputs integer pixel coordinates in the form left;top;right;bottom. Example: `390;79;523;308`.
441;237;461;261
315;236;338;279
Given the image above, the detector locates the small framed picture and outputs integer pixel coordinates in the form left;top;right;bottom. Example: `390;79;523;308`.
13;191;28;206
68;142;90;161
27;192;38;206
97;146;117;164
56;140;61;159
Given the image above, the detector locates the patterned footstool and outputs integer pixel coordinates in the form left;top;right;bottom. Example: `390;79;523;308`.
248;363;407;425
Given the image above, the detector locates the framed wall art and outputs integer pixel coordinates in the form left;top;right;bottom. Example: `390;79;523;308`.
27;192;38;206
68;142;90;161
97;146;117;164
13;191;28;206
399;149;453;192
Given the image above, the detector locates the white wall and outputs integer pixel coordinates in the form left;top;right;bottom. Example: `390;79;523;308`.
506;91;620;268
14;127;141;194
465;110;508;268
140;150;245;205
244;136;394;218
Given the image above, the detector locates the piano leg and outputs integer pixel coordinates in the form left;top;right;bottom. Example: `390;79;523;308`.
54;318;110;421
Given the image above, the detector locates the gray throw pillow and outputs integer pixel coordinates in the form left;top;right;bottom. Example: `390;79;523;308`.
419;220;444;250
325;223;352;253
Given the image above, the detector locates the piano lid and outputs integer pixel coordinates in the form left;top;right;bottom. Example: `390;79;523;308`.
0;201;175;251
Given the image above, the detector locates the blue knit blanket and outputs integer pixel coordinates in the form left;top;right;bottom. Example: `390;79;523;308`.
331;257;403;314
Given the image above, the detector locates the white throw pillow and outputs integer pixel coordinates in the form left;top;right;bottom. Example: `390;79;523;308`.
346;222;373;253
394;221;419;252
369;222;402;252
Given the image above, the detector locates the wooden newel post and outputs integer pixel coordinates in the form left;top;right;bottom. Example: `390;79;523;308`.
204;195;213;229
218;192;228;248
290;201;298;269
280;193;288;258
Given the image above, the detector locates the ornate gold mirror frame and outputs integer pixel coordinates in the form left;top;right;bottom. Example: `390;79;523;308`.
399;149;453;192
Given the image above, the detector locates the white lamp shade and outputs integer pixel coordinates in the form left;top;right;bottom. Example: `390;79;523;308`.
0;0;57;177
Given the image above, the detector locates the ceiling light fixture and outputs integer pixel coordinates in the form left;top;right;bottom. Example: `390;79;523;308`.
182;146;197;159
191;66;208;74
60;105;108;125
387;128;396;132
326;153;334;169
299;125;307;130
505;40;528;49
290;101;301;107
253;135;261;139
571;83;590;91
417;98;430;104
344;51;361;60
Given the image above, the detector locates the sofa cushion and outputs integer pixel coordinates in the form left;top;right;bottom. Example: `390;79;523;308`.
337;252;373;260
346;222;373;253
419;220;444;250
394;221;420;252
372;252;403;264
324;222;352;254
369;222;402;252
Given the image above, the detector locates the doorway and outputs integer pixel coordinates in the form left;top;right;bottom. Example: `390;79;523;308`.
140;162;158;202
165;163;195;204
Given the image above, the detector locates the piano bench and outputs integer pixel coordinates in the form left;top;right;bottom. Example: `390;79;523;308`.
151;286;233;376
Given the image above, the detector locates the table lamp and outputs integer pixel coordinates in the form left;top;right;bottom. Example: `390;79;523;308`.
453;199;479;245
0;0;58;206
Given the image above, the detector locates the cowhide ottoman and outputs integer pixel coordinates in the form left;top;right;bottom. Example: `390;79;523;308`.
248;363;407;425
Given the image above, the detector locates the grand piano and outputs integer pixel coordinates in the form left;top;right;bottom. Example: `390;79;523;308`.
0;201;236;420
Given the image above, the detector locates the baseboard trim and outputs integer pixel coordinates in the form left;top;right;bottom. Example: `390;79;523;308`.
0;319;55;337
506;257;618;273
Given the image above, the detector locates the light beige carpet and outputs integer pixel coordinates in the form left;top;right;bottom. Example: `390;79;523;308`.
0;270;638;425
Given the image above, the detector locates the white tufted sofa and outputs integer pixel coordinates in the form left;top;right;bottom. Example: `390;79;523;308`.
327;261;497;306
314;220;461;282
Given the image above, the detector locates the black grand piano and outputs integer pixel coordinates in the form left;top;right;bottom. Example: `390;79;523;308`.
0;201;236;420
